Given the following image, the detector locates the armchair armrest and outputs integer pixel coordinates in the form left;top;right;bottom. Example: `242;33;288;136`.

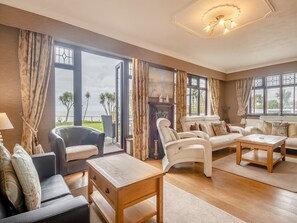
32;152;56;181
83;129;105;156
165;138;212;156
177;132;197;139
1;196;89;223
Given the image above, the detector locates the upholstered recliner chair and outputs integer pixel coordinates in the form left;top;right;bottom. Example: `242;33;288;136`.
157;118;212;177
48;126;105;176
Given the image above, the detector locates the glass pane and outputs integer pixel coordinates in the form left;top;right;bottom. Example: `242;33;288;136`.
187;88;190;115
250;89;264;114
55;46;74;65
81;51;122;137
282;87;294;114
55;68;74;126
200;78;206;88
266;75;280;87
267;88;280;114
190;89;198;115
192;78;198;86
199;90;206;115
282;73;295;85
254;78;263;87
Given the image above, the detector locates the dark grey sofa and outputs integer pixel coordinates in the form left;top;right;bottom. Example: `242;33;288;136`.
48;126;105;176
0;152;90;223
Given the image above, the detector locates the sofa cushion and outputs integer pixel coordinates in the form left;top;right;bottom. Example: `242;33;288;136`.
209;133;242;148
285;138;297;148
190;123;199;131
0;145;24;213
212;122;228;136
41;194;73;208
11;144;41;211
271;122;288;137
66;145;98;162
199;123;208;134
41;175;71;203
262;121;272;135
288;124;297;138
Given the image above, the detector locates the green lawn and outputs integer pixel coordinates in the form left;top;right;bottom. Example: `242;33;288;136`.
56;121;104;132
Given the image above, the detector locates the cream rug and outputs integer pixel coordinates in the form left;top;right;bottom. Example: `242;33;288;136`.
213;153;297;192
72;182;245;223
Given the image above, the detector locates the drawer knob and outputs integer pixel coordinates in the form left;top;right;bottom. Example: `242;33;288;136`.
105;188;110;194
92;175;96;181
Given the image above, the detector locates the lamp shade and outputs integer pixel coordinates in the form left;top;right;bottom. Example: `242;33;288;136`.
0;113;14;130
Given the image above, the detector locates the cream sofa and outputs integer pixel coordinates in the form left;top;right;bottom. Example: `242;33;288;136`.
180;115;244;151
245;116;297;150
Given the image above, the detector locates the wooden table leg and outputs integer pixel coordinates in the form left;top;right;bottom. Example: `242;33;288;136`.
236;143;242;165
116;195;124;223
281;141;286;161
88;168;93;203
267;147;273;173
156;176;163;223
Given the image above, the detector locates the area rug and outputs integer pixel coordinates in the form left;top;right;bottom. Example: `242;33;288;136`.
213;153;297;192
72;182;245;223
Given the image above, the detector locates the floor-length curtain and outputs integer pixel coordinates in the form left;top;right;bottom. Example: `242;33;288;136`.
132;58;149;160
209;78;220;115
236;77;254;116
18;30;54;155
176;70;187;132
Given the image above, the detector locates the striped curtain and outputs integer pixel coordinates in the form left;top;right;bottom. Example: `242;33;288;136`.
209;78;220;115
132;58;149;160
176;70;187;132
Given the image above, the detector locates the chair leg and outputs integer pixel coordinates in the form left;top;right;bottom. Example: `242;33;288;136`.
82;171;85;176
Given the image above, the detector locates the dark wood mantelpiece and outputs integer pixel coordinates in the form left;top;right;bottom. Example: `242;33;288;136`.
148;102;174;159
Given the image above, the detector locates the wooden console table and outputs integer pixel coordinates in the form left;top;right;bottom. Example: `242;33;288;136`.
87;154;163;222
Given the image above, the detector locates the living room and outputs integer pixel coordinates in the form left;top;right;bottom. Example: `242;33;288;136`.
0;0;297;223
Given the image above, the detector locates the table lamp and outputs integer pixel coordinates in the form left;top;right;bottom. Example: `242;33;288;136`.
0;113;14;146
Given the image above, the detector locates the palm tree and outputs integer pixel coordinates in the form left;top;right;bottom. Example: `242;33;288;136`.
99;92;116;115
83;92;91;121
59;92;73;122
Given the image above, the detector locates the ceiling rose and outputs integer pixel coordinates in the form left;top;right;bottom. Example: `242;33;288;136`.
173;0;275;38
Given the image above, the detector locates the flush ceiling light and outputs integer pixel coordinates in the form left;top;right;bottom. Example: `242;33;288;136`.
202;4;241;36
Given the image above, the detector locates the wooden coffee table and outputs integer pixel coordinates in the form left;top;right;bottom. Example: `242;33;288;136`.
87;154;163;223
236;134;287;173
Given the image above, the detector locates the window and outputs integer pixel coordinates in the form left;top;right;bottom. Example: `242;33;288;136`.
187;75;208;116
249;73;297;115
54;42;132;150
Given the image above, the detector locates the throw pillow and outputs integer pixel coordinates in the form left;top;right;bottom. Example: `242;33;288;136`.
0;145;24;212
271;122;288;137
262;121;272;135
190;123;199;131
288;124;297;138
11;144;41;211
212;122;228;136
199;123;208;134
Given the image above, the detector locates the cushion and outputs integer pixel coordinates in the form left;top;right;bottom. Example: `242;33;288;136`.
209;133;242;148
262;121;272;135
288;123;297;138
190;123;199;131
225;123;231;133
170;128;180;140
199;123;208;134
212;122;228;136
41;194;73;208
271;122;288;137
0;145;24;212
11;144;41;211
65;145;98;162
40;175;71;203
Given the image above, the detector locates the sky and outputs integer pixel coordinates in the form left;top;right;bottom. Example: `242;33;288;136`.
55;51;122;121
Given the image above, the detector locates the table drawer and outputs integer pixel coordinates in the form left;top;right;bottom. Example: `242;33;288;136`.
89;168;116;207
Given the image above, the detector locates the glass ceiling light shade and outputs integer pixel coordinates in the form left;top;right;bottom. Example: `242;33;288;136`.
202;4;241;36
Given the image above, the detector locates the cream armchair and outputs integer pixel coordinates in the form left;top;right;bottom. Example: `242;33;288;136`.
157;118;212;177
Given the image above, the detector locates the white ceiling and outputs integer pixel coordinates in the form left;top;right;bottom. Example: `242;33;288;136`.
1;0;297;73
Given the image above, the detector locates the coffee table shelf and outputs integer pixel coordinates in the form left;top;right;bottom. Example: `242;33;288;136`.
90;191;156;223
242;150;282;166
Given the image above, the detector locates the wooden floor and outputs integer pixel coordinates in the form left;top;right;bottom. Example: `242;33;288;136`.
64;148;297;223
